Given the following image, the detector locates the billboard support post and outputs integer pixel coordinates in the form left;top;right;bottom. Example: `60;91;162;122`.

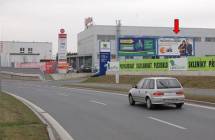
115;20;121;84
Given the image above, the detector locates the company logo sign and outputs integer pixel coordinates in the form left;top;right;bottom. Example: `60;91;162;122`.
100;41;111;52
169;58;188;71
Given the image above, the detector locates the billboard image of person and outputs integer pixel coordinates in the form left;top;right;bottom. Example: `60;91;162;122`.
158;38;194;56
178;40;186;56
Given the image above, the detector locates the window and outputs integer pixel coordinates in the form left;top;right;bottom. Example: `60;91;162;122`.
142;79;150;89
28;48;33;54
20;48;25;53
205;37;215;42
193;37;202;42
148;80;155;89
156;79;181;89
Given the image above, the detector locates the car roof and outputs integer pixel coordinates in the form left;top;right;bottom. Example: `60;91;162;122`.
143;77;177;80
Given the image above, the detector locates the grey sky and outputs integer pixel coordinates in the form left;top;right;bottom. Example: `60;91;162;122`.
0;0;215;55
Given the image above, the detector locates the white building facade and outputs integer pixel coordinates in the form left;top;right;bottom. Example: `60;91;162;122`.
77;25;215;69
0;41;52;67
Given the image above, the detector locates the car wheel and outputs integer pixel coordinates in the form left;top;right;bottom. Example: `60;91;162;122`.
128;94;135;105
146;98;154;109
175;103;184;109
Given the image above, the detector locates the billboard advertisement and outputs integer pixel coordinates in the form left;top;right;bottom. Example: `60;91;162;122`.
188;57;215;71
120;59;169;71
169;58;188;71
58;29;67;61
118;37;156;56
99;41;111;75
158;38;194;56
100;41;111;52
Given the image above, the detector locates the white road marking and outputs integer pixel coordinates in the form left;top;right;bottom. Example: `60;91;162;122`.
148;116;187;130
90;100;107;106
185;103;215;110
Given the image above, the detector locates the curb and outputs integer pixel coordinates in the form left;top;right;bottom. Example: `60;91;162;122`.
3;90;74;140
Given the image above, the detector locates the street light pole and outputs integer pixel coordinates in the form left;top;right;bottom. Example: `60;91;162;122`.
115;20;121;84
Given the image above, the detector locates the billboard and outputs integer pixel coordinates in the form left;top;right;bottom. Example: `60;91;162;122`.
158;38;194;56
118;37;156;56
188;57;215;71
100;41;111;52
120;59;169;71
58;29;67;60
169;58;188;71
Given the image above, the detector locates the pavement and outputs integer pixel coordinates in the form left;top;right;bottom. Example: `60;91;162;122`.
1;79;215;140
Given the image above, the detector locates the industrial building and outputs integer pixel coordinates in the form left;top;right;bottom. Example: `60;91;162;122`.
0;41;52;67
70;25;215;70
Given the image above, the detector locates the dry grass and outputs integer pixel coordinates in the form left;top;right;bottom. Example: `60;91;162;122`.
0;92;49;140
84;75;215;89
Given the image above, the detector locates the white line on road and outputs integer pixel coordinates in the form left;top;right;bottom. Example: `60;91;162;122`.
148;117;187;130
90;100;107;106
185;103;215;111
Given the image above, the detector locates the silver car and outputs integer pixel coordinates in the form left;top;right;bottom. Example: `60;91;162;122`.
128;77;185;109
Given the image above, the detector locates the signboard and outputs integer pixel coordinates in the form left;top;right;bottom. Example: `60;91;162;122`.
120;59;169;71
58;28;67;61
99;41;111;75
169;58;188;71
118;37;156;56
107;61;119;72
158;38;194;56
100;41;111;52
188;57;215;71
57;60;69;73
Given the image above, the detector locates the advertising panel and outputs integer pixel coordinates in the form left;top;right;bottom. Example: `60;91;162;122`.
158;38;194;56
58;29;67;61
120;59;169;71
107;61;120;72
188;57;215;71
169;58;188;71
99;41;111;75
118;37;156;56
100;41;111;52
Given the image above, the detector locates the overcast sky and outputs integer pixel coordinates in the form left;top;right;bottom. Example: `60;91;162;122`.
0;0;215;55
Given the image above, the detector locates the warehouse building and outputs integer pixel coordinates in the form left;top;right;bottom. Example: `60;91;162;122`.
0;41;52;67
70;25;215;70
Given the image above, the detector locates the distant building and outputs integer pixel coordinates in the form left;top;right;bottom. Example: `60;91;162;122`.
0;41;52;67
75;25;215;70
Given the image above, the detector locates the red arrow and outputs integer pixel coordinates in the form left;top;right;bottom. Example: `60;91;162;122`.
173;19;180;34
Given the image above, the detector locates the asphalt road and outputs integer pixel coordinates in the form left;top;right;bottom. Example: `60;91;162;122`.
1;79;215;140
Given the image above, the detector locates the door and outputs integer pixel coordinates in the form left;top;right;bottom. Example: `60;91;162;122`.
133;79;144;100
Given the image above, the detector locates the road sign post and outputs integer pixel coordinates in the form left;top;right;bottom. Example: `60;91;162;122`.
115;20;121;84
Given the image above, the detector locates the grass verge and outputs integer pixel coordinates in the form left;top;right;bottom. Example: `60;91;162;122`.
84;75;215;89
0;91;49;140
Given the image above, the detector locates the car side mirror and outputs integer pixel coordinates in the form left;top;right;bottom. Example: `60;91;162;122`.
133;85;137;88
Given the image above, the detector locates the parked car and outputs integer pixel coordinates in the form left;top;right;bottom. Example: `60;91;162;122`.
128;77;185;109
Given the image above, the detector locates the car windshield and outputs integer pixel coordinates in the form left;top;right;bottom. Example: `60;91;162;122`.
156;79;181;89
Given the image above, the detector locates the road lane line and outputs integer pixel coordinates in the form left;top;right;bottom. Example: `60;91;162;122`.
185;103;215;110
148;117;187;130
90;100;107;106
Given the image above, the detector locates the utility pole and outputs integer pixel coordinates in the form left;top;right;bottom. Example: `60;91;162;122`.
115;20;121;84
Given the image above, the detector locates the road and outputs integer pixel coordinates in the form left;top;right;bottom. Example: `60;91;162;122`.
1;79;215;140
